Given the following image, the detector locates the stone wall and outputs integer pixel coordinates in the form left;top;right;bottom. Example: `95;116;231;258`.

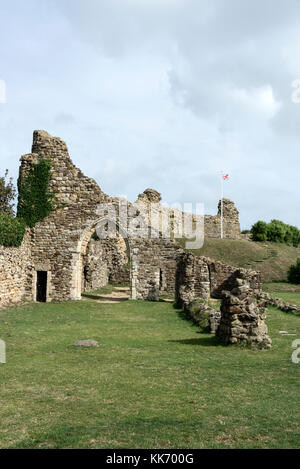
216;276;272;348
176;252;262;309
259;292;300;316
204;199;241;239
131;238;184;301
0;130;242;306
19;131;112;302
0;231;33;308
136;190;241;241
82;237;130;292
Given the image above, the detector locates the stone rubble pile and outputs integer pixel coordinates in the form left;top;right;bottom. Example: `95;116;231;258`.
259;292;300;315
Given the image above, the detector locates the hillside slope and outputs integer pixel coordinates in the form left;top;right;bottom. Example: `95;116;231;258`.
182;238;300;282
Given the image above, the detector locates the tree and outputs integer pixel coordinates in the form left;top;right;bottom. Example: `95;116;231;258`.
251;219;300;247
267;219;286;243
0;170;16;216
251;221;268;242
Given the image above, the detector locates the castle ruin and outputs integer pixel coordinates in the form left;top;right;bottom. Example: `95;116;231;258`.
0;131;271;346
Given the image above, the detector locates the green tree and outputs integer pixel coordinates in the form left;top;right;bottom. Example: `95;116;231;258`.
0;170;16;216
289;225;300;247
0;213;26;247
267;219;286;243
251;221;268;242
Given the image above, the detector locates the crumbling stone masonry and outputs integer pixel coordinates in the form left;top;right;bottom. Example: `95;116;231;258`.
204;199;240;240
136;189;241;241
0;130;243;307
216;275;272;348
175;254;271;346
175;252;262;309
0;231;33;308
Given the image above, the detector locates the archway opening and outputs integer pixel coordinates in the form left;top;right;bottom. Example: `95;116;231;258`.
81;231;130;296
74;217;132;302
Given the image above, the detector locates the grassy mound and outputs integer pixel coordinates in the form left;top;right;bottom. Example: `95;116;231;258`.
182;238;300;282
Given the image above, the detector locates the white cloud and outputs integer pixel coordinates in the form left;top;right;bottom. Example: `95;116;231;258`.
0;0;300;230
228;85;281;119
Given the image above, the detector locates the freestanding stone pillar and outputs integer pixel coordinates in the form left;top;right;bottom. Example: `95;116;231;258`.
217;277;272;348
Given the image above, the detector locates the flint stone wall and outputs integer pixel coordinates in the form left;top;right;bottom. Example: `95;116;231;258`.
216;277;272;348
131;238;184;301
176;252;262;310
0;231;33;308
204;199;241;239
259;292;300;315
82;237;130;292
136;190;241;241
16;131;187;302
0;130;243;306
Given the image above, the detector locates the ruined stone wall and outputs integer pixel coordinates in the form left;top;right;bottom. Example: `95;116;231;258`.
217;276;272;348
204;199;241;239
131;238;184;301
81;240;109;292
82;237;130;292
176;252;262;309
136;190;240;241
0;231;33;308
19;131;112;302
10;131;242;305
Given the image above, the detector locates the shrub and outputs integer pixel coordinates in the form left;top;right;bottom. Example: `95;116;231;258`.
288;258;300;284
186;299;211;330
0;170;16;216
289;225;300;247
0;213;26;247
251;219;300;247
267;220;286;244
251;221;268;242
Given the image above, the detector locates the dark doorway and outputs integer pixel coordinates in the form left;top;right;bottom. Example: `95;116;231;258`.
36;271;47;302
159;269;163;290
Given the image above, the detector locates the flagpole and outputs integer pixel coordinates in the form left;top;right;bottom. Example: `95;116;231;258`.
221;172;223;239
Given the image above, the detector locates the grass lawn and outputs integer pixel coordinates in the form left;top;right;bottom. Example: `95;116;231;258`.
263;282;300;307
0;292;300;449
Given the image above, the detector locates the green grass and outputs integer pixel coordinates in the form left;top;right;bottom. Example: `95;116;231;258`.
263;282;300;307
0;297;300;449
181;238;300;282
82;283;129;300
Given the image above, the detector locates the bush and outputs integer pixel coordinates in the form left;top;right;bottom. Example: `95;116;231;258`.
251;221;268;242
251;219;300;247
0;213;26;247
0;170;16;216
186;299;211;330
267;220;286;244
288;258;300;284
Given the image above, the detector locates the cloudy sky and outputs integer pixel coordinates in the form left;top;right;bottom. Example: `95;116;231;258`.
1;0;300;229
